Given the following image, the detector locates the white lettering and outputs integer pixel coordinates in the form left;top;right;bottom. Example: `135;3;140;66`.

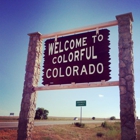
68;52;73;62
52;57;57;64
80;65;88;75
80;48;85;61
64;40;69;51
70;39;75;50
59;67;64;77
89;64;95;74
92;34;103;43
54;42;59;54
97;63;104;74
63;54;68;63
58;55;62;63
92;46;97;59
46;63;104;78
92;35;97;43
73;66;79;76
46;69;51;78
75;38;81;48
98;34;103;41
74;50;80;61
52;68;58;78
59;42;63;53
66;66;71;76
86;47;91;60
48;43;54;55
82;37;87;46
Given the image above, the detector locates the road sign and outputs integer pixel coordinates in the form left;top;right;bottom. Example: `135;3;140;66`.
76;100;86;106
10;113;14;116
42;29;111;85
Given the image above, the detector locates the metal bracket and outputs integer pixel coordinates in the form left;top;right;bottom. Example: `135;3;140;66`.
96;28;99;35
55;35;57;42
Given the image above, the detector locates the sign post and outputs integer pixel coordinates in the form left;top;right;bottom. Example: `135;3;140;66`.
116;13;137;140
80;106;82;124
17;32;42;140
76;100;86;124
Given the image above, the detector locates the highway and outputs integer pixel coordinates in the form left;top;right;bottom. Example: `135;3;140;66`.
0;120;106;128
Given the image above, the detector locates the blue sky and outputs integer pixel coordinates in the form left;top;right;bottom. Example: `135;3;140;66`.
0;0;140;119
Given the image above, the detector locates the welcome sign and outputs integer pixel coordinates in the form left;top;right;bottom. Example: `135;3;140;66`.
42;29;111;85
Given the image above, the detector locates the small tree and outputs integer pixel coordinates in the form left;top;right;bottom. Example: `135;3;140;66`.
92;117;95;120
35;107;49;120
110;116;116;120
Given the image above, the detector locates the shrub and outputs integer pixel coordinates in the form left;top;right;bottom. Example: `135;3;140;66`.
110;116;116;120
96;132;104;137
44;137;52;140
101;121;108;128
101;121;114;130
74;122;85;128
92;117;95;120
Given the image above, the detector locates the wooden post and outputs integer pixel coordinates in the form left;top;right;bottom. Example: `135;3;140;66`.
34;81;119;91
17;32;42;140
41;20;118;39
116;13;137;140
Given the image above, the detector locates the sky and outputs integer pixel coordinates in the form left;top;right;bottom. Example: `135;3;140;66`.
0;0;140;119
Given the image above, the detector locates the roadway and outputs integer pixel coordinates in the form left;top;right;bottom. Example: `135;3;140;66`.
0;120;107;128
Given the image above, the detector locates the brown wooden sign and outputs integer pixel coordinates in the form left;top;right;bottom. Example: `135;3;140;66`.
42;29;111;85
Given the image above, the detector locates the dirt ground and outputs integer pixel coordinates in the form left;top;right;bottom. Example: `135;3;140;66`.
0;123;120;140
0;122;140;140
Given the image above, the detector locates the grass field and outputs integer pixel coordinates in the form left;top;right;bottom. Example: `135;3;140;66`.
0;120;140;140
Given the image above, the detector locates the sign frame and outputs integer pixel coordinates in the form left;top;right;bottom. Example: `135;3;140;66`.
18;13;136;140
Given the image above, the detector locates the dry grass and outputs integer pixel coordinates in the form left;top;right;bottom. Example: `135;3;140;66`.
0;121;140;140
0;128;17;140
0;116;109;122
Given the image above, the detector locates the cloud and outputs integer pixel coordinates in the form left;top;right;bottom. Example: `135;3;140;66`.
98;94;104;98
